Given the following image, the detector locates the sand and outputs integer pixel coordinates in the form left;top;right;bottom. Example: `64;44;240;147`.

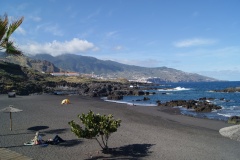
0;94;240;160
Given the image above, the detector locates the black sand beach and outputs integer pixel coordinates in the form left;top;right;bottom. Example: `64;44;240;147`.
0;94;240;160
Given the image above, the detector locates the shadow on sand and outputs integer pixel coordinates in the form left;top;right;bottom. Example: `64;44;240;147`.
27;126;69;135
57;139;83;147
42;128;69;134
27;126;49;131
4;139;83;149
86;143;154;160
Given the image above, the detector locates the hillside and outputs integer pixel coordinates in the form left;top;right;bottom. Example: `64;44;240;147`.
0;55;61;73
0;60;129;94
0;60;136;98
0;60;48;94
0;51;218;82
31;54;218;82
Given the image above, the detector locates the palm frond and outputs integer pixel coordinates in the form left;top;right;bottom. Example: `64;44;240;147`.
6;17;24;39
4;41;23;56
0;14;24;56
0;15;8;41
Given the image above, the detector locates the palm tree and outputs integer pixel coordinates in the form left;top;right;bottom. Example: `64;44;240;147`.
0;14;24;56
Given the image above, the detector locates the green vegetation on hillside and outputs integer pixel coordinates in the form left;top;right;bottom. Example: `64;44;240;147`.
0;61;128;94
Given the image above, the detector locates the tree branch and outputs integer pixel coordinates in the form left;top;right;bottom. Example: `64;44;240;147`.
94;137;104;150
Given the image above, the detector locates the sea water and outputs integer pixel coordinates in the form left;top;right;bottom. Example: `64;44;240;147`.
105;81;240;121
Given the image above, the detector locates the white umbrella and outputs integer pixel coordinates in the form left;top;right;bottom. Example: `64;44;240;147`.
219;125;240;142
0;105;23;131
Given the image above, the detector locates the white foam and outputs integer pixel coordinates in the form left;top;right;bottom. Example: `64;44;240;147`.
101;97;108;100
104;99;157;106
232;106;240;110
217;113;232;117
208;90;214;92
132;103;157;106
104;99;128;104
158;86;191;91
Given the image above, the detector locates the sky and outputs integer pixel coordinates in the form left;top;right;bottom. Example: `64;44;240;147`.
1;0;240;81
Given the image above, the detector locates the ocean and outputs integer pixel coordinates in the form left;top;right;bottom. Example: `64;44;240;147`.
105;81;240;121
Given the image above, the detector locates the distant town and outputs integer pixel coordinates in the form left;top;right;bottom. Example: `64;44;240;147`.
50;72;152;83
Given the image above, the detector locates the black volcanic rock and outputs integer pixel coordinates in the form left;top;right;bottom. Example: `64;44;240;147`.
158;99;222;112
228;116;240;124
213;87;240;93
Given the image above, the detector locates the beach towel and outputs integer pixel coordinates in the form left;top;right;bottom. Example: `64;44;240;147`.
24;141;35;146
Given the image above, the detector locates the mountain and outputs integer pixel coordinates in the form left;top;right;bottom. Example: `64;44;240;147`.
31;54;125;73
30;54;218;82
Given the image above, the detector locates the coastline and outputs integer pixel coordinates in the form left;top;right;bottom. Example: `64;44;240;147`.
0;94;240;160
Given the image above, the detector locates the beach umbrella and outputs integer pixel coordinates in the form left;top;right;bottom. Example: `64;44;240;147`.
219;125;240;142
0;105;23;131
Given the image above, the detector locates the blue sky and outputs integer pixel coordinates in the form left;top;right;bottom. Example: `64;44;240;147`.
1;0;240;81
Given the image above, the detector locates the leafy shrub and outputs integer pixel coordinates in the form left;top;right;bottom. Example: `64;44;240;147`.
68;110;121;150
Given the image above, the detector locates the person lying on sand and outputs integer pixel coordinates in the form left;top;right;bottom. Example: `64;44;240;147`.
24;132;65;146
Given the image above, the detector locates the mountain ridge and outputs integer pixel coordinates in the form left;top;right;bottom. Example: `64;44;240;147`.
30;53;218;82
0;52;218;82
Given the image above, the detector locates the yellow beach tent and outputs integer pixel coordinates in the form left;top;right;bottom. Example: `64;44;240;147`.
61;99;70;104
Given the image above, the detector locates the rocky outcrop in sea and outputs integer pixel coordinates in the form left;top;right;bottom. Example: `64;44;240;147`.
212;87;240;93
157;98;222;112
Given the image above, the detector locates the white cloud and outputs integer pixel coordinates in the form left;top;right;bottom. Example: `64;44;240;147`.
29;16;42;22
20;38;97;56
106;31;118;37
86;9;101;20
16;27;26;35
106;31;119;38
35;23;63;36
92;47;100;51
113;45;123;51
44;24;63;36
174;38;217;47
17;3;28;10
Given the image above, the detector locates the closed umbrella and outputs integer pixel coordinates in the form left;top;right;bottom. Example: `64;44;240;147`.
0;105;23;131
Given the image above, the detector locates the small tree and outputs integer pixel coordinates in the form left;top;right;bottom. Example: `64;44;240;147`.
68;110;121;151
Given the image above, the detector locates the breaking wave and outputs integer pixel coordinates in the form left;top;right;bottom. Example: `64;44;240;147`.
158;86;191;91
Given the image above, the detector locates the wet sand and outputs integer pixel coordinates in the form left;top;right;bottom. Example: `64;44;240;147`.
0;94;240;160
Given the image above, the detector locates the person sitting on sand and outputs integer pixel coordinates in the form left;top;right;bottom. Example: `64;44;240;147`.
24;131;44;145
32;131;44;145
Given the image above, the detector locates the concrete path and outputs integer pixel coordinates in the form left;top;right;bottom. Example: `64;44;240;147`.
0;148;33;160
